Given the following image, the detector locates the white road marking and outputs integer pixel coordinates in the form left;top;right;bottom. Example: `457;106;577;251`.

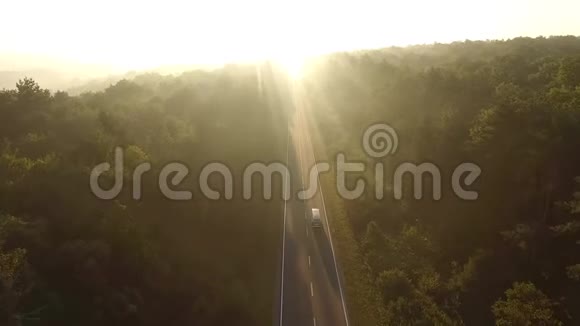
310;282;314;297
279;121;290;326
313;317;317;326
306;226;309;238
308;256;311;268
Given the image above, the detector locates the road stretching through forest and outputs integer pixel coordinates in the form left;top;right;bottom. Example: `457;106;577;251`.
277;86;349;326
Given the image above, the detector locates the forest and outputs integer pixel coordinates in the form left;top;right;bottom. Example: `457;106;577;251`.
0;35;580;325
0;65;290;325
302;36;580;325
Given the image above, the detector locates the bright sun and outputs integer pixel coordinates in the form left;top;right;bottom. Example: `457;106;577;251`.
276;56;306;80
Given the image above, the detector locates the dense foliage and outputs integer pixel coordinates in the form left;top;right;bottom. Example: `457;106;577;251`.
303;36;580;325
0;66;289;325
1;35;580;325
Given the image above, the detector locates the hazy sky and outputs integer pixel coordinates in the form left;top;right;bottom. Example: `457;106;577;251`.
2;0;579;71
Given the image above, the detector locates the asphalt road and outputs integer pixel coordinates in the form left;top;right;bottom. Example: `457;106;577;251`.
277;92;349;326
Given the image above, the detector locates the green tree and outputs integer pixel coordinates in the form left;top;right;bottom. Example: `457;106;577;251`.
492;282;561;326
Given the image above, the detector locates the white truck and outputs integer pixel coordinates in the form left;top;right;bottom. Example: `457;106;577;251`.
311;208;322;228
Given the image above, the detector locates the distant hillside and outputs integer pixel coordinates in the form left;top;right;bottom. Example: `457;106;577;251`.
0;69;81;91
353;35;580;68
0;52;222;94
